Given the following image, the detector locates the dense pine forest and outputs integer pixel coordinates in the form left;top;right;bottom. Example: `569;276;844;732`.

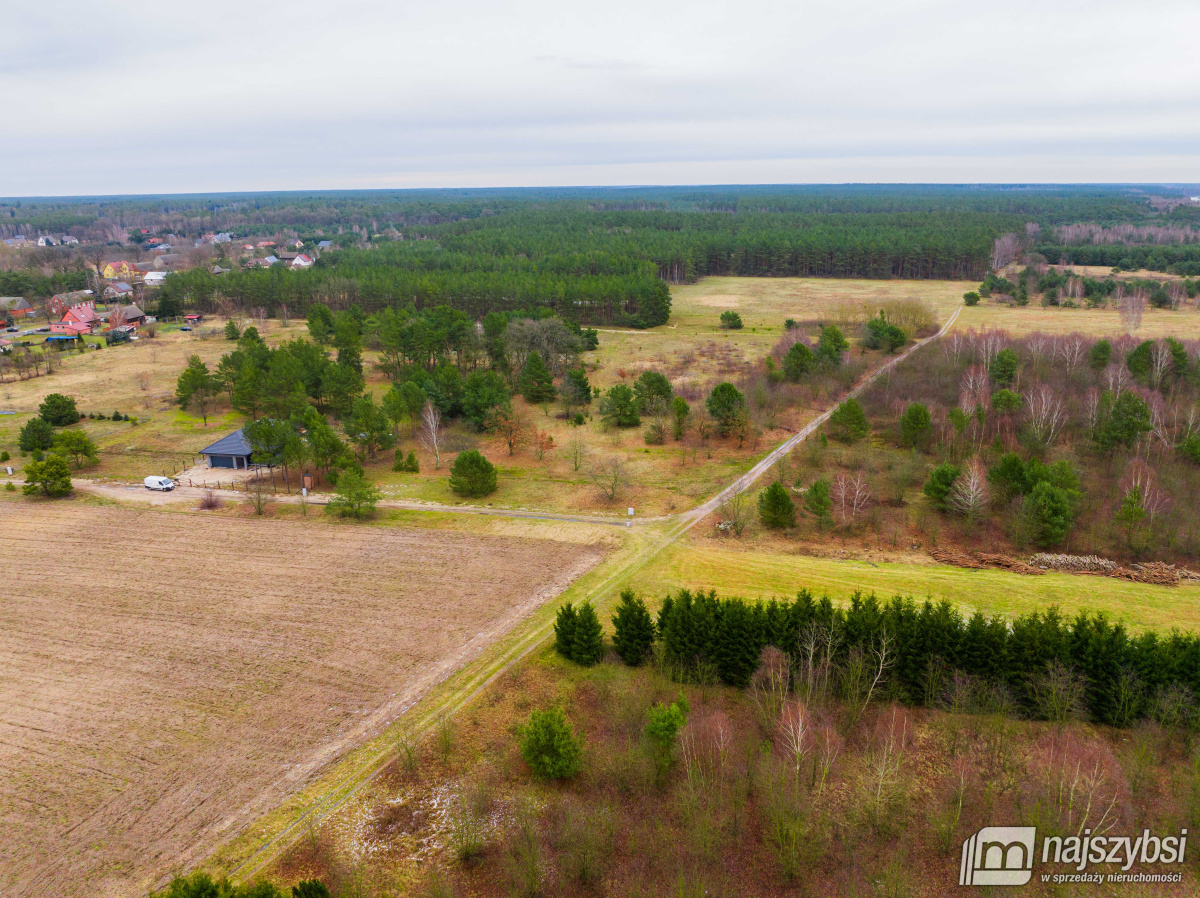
5;185;1200;327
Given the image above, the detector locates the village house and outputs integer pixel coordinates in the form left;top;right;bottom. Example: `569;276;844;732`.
109;304;146;329
0;297;34;319
60;235;79;246
47;290;94;319
143;271;168;286
104;281;134;300
153;254;185;271
37;236;57;247
290;253;313;269
57;301;101;333
50;319;93;337
102;260;136;280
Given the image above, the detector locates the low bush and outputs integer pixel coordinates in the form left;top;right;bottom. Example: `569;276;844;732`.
449;450;497;497
519;708;584;780
828;398;869;443
757;482;796;528
325;470;381;519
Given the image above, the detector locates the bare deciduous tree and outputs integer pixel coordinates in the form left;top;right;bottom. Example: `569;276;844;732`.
974;329;1006;369
1084;388;1103;433
842;633;894;724
796;624;840;705
1123;458;1169;524
591;456;628;501
1149;341;1173;389
942;331;968;364
718;488;751;536
991;233;1021;270
959;364;990;413
564;430;588;472
1168;281;1185;311
419;401;444;469
1025;333;1050;365
1056;334;1087;372
777;700;812;791
949;457;988;521
831;472;871;526
751;646;790;732
1102;362;1130;395
1119;289;1146;336
1023;384;1066;450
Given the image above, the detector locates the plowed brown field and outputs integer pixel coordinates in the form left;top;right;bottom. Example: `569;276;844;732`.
0;501;603;897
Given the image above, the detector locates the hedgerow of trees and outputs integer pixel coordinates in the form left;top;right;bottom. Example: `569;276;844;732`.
580;586;1200;729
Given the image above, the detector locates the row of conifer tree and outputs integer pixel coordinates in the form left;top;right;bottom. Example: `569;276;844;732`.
555;588;1200;728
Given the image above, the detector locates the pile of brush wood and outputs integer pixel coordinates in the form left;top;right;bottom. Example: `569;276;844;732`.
929;548;1045;575
1029;553;1200;587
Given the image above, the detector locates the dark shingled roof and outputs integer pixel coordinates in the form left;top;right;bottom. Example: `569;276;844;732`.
199;428;252;458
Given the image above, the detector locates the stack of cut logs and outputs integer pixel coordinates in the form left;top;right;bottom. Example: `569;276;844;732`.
1029;553;1200;587
929;549;1045;575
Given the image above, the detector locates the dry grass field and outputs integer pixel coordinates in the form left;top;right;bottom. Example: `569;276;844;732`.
953;299;1200;338
0;498;606;898
0;323;289;480
588;276;975;390
627;531;1200;633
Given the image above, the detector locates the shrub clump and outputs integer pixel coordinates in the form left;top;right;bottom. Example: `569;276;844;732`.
519;708;584;780
448;450;498;497
828;398;869;443
757;481;796;528
39;393;80;427
393;449;420;473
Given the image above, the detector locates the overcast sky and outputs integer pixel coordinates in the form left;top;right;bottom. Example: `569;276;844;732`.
4;0;1199;196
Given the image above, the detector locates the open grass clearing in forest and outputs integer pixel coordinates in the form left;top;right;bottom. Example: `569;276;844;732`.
629;537;1200;632
952;299;1199;338
0;499;610;898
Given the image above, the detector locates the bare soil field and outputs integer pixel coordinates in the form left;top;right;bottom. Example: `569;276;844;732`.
0;499;605;898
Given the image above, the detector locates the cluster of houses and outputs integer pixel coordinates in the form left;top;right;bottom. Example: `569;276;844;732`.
3;235;80;247
47;294;146;339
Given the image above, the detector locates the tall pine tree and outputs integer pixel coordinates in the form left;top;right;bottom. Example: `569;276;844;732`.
520;352;557;404
571;602;605;665
612;588;656;665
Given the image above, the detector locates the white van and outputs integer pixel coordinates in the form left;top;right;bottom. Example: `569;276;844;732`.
144;476;175;491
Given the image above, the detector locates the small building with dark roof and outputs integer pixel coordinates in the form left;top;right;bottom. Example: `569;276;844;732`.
199;428;253;469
